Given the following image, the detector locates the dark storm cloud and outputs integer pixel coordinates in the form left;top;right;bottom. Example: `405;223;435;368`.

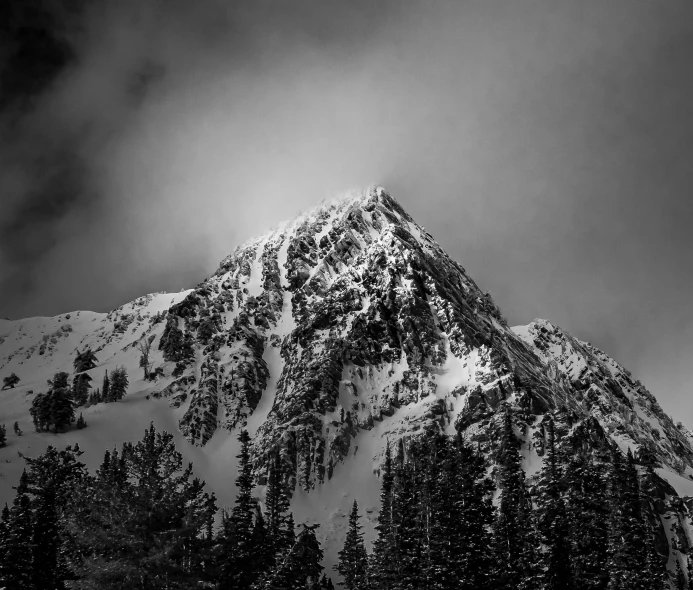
1;1;693;421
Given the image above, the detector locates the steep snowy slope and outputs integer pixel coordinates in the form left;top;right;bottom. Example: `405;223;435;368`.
1;185;692;569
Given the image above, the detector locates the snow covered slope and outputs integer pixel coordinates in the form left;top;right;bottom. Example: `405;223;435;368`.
1;185;692;569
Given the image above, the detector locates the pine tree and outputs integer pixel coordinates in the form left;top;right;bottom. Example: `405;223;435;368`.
13;421;22;436
109;366;129;401
50;379;75;432
336;500;368;590
101;370;110;403
0;424;6;447
265;450;291;562
390;438;422;590
454;435;495;590
536;416;573;590
2;373;20;390
370;442;395;590
564;454;609;590
0;503;10;586
219;429;256;590
72;348;97;406
3;470;35;589
250;505;272;582
30;392;52;432
31;487;61;590
606;448;649;590
76;413;87;429
492;406;541;590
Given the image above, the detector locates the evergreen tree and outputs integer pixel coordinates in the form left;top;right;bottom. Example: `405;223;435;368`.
453;435;495;590
390;438;422;590
50;379;75;432
101;371;110;403
0;503;10;586
72;348;97;407
536;416;573;590
3;470;35;589
76;413;87;429
336;500;368;590
492;407;541;590
66;424;217;588
265;450;291;562
219;429;256;590
30;392;52;432
564;454;609;590
0;424;6;447
109;366;129;401
31;487;61;590
2;373;20;390
13;421;22;436
370;442;395;590
606;448;649;590
250;506;272;582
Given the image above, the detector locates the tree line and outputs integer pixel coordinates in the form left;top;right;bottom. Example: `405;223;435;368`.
0;410;690;589
336;409;685;590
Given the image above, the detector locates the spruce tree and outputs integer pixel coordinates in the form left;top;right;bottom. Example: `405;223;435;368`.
0;503;10;587
219;429;256;590
30;392;52;432
72;348;97;406
101;371;110;403
390;438;422;590
536;416;573;590
3;470;35;589
109;366;129;401
564;454;609;590
0;424;6;447
76;413;87;429
13;421;22;436
370;442;395;590
454;435;495;590
31;487;61;590
336;500;368;590
606;448;649;590
265;450;291;562
50;379;75;432
492;406;541;590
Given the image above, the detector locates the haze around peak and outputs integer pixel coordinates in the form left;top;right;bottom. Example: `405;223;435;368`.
1;1;693;421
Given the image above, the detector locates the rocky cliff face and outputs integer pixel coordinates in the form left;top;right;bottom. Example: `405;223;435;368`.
145;187;693;493
2;185;693;566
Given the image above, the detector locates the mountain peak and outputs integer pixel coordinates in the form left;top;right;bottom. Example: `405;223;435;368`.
2;186;693;572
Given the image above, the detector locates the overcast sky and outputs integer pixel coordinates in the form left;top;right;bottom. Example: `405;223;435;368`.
1;0;692;422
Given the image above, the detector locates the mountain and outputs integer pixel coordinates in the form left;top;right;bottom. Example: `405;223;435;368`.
1;185;693;571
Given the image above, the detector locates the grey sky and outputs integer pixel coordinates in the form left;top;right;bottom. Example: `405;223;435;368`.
1;1;692;422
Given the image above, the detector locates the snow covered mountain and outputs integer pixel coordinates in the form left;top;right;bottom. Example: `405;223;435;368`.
1;185;693;568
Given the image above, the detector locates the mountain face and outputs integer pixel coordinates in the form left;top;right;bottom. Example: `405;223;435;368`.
1;185;693;566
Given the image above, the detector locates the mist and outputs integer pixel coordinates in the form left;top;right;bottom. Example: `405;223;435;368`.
1;0;693;421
